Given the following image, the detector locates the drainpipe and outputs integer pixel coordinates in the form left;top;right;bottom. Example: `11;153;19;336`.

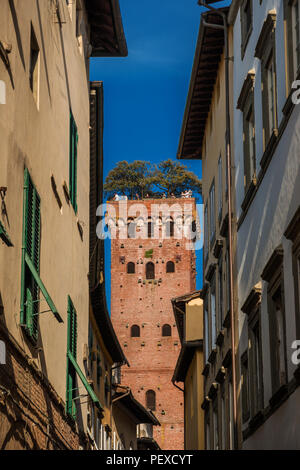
198;1;238;449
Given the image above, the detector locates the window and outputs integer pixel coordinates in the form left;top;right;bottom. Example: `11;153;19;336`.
241;352;250;423
243;93;255;191
249;317;263;415
127;262;135;274
255;13;277;150
241;0;252;56
204;203;208;264
166;218;175;237
146;390;156;411
204;298;210;362
210;274;217;350
205;411;211;450
166;261;175;273
286;0;300;87
218;156;222;219
285;206;300;338
21;169;41;343
221;386;226;450
146;262;155;280
66;296;78;418
218;258;223;330
262;246;287;394
148;219;154;238
213;403;219;450
69;110;78;213
29;25;40;106
225;246;230;316
162;324;171;337
209;181;215;244
270;287;287;389
131;325;140;337
228;378;234;450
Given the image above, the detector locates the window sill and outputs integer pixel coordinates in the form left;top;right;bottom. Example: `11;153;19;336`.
213;238;223;259
260;129;278;171
205;262;217;283
216;329;225;347
241;178;257;213
249;410;264;430
202;362;210;377
223;309;231;329
208;348;217;365
215;365;226;384
269;383;288;409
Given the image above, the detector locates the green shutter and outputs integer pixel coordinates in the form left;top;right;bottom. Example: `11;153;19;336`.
66;296;77;418
21;169;41;343
66;297;103;418
69;111;78;214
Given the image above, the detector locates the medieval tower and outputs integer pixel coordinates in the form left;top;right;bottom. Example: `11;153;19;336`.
110;198;197;450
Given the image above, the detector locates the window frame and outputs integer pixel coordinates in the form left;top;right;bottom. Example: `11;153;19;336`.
240;0;253;58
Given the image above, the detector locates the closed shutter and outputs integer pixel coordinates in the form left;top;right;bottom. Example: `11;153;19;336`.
66;296;77;418
22;169;41;342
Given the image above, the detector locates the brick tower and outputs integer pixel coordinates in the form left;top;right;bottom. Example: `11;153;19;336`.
109;198;196;450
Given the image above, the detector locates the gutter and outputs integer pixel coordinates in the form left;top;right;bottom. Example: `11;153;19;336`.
198;1;238;449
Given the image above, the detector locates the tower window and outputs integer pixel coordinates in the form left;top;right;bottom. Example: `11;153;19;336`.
148;219;154;238
146;390;156;411
131;325;140;337
166;218;175;237
146;262;155;280
127;262;135;274
166;261;175;273
162;324;172;337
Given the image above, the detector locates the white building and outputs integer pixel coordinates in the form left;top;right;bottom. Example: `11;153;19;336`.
231;0;300;449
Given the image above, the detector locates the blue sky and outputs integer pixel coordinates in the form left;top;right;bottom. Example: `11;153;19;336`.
90;0;230;310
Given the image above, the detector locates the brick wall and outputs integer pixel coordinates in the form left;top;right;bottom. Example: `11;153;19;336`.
0;324;83;450
109;199;196;450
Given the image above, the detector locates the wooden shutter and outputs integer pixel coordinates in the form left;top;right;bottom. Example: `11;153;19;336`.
66;296;77;418
22;169;41;342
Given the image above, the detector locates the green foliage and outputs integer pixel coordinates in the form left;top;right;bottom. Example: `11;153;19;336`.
104;159;202;200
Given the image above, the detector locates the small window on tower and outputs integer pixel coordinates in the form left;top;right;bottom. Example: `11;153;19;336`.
166;261;175;273
162;324;172;337
127;262;135;274
131;325;140;337
146;390;156;411
146;262;155;280
166;218;175;237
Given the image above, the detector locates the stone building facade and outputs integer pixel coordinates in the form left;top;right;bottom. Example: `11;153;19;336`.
109;198;197;450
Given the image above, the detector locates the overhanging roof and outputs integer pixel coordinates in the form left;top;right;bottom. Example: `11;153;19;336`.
171;290;202;343
177;8;228;159
113;388;160;426
86;0;128;57
172;340;203;383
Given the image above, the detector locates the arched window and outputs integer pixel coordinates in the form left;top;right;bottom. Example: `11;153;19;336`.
166;217;175;237
131;325;140;337
146;390;156;411
162;324;172;337
146;262;155;280
166;261;175;273
127;262;135;274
